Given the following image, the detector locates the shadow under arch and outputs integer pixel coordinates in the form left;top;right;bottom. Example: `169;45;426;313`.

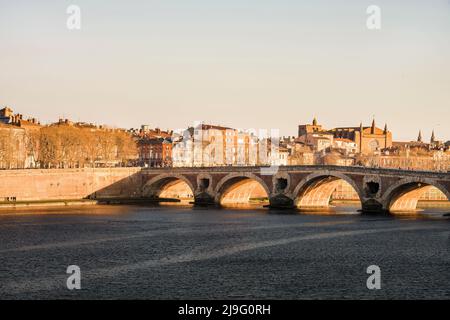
142;173;195;203
292;171;364;211
381;178;450;213
214;173;270;207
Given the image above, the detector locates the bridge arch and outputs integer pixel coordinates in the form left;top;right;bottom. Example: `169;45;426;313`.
381;177;450;213
142;173;195;200
214;172;270;207
292;171;364;209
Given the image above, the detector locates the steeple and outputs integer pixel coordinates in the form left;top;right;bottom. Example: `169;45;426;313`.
359;122;363;153
431;130;435;143
371;118;376;134
312;117;317;126
384;124;388;149
417;130;422;143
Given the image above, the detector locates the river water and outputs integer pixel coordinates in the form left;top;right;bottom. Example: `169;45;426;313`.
0;204;449;299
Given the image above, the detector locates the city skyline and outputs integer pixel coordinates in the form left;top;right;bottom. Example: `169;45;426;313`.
0;105;447;143
1;0;449;141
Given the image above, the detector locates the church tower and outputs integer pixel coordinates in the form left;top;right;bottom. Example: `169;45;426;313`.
430;130;435;144
359;122;363;153
417;130;422;143
371;118;376;134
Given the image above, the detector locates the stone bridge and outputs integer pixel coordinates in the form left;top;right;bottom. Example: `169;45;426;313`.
141;165;450;213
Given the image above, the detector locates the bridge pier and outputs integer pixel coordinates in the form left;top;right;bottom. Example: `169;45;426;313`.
361;199;386;214
193;192;217;207
269;194;295;209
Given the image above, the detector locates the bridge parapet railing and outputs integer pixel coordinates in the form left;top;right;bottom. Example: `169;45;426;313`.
141;165;450;179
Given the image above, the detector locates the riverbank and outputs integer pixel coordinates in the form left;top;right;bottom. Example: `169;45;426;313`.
0;199;98;209
0;197;183;209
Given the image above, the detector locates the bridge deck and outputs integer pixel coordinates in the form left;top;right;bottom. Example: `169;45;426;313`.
141;165;450;179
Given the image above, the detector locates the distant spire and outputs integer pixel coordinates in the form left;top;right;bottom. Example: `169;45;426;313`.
383;123;388;149
371;118;376;134
358;122;363;153
312;117;318;126
431;130;435;143
417;130;422;143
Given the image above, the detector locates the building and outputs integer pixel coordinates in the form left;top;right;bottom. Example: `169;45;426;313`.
374;130;450;171
1;107;41;128
429;130;446;150
287;141;315;165
138;137;173;167
333;138;358;155
269;146;289;166
304;132;334;152
136;125;173;139
298;118;393;154
318;149;355;166
172;138;193;167
173;123;260;167
0;107;14;124
298;117;323;136
330;120;392;154
0;122;27;169
378;151;449;171
133;125;175;167
0;107;41;168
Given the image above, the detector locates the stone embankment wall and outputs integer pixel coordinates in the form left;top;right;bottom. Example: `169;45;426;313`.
0;168;142;202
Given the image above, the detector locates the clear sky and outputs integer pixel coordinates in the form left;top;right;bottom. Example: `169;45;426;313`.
1;0;449;141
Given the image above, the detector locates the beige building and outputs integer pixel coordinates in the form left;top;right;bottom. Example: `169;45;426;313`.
333;138;358;154
173;124;261;167
0;107;41;168
287;142;315;165
330;120;392;154
298;117;323;136
300;132;333;152
298;118;393;154
377;152;449;171
0;123;27;169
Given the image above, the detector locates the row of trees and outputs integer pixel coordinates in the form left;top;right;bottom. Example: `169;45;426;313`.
0;125;138;169
0;127;26;169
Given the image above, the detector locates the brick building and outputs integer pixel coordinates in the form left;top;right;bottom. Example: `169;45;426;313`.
298;118;392;154
138;137;173;167
133;125;174;167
